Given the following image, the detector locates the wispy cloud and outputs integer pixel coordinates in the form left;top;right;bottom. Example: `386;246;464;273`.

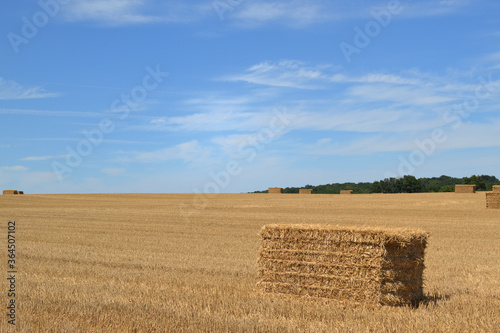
0;108;110;118
1;166;28;171
134;140;209;163
58;0;474;27
62;0;161;25
21;155;67;161
346;84;455;106
0;79;59;100
231;1;336;27
62;0;209;26
223;60;334;89
101;168;126;176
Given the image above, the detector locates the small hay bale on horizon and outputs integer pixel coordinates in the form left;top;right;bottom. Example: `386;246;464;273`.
455;185;476;193
492;185;500;193
268;187;283;194
257;224;429;306
340;190;354;195
3;190;18;195
486;193;500;209
299;189;312;194
18;191;24;195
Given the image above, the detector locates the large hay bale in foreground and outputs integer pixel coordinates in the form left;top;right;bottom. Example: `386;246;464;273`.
3;190;18;195
340;190;354;195
258;224;428;306
492;185;500;193
268;187;283;194
455;185;476;193
486;193;500;209
299;189;312;194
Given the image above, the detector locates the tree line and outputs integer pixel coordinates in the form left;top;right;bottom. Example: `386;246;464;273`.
254;175;500;194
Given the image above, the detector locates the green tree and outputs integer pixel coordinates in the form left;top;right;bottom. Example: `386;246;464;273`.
401;175;422;193
463;175;486;191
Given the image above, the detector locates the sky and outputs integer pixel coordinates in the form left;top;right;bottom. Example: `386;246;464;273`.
0;0;499;194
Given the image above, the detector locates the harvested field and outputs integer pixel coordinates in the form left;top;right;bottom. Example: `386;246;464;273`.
299;189;312;194
0;193;499;332
486;193;500;209
258;224;428;306
269;187;284;194
340;190;354;195
455;185;476;193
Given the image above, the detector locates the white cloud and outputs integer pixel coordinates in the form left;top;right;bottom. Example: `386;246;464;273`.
62;0;209;25
1;166;28;171
134;140;208;163
346;84;455;106
101;168;126;176
232;1;335;27
63;0;161;25
21;155;66;161
0;79;59;100
224;60;333;89
0;108;108;118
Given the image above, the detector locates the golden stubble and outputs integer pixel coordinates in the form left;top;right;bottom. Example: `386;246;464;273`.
0;192;498;332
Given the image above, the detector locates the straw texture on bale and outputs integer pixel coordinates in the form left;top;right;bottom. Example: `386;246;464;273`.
340;190;354;195
492;185;500;193
486;193;500;209
455;185;476;193
3;190;18;195
258;224;428;306
269;187;284;194
299;189;312;194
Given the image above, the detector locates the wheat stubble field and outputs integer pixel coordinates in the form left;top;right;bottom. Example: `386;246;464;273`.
0;193;499;332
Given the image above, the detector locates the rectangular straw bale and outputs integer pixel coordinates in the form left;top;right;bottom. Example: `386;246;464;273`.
268;187;283;194
2;190;18;195
455;184;476;193
340;190;354;195
299;189;312;194
486;193;500;209
258;224;428;306
492;185;500;193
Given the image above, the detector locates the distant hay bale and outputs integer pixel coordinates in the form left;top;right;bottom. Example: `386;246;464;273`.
486;193;500;209
299;189;312;194
18;191;24;195
455;185;476;193
3;190;18;195
269;187;283;194
258;224;428;306
492;185;500;193
340;190;354;195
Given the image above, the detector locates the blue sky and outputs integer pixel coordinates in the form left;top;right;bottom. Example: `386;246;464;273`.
1;0;499;194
